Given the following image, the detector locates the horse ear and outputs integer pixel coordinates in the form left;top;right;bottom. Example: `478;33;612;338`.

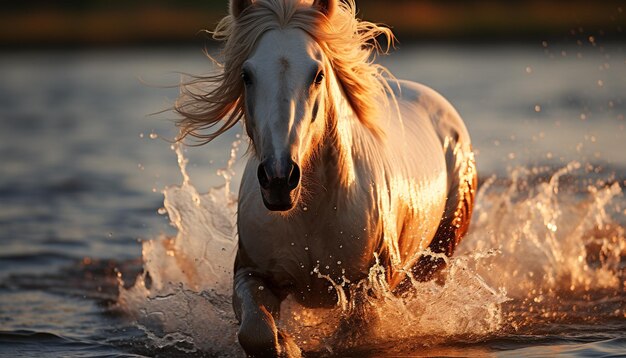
313;0;337;17
230;0;253;18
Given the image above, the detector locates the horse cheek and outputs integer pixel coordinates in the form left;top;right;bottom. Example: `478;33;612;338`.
244;92;257;147
307;96;325;151
310;97;320;123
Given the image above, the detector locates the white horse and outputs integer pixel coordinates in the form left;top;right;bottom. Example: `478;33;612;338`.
176;0;477;355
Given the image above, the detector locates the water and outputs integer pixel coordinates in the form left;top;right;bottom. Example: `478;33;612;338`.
1;43;625;356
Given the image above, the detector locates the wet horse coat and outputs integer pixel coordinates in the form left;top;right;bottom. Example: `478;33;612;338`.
176;0;476;355
236;76;475;295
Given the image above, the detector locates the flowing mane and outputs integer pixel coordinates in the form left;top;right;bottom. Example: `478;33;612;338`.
175;0;395;143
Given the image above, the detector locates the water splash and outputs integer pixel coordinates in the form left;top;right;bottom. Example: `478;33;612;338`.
278;250;508;354
118;143;241;355
458;162;625;332
118;145;625;355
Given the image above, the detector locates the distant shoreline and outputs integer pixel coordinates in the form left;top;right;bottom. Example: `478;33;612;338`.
1;2;623;48
2;39;624;55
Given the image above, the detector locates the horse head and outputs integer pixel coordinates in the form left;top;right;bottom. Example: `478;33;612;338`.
236;0;337;211
176;0;391;212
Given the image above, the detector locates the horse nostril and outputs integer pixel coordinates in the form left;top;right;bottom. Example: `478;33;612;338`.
287;163;301;190
257;163;270;189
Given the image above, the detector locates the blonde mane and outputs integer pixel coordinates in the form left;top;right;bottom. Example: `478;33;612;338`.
175;0;395;144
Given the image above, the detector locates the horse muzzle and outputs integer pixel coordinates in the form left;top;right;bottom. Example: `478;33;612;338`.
257;158;301;211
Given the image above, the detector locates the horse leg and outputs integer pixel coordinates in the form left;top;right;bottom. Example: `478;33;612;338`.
413;148;477;282
333;289;373;348
233;268;301;357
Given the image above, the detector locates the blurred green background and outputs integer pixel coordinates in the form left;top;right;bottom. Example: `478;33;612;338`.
1;0;624;47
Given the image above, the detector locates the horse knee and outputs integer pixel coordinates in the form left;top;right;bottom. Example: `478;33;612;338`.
238;306;280;357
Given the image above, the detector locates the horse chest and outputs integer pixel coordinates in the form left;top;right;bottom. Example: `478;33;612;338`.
238;202;377;305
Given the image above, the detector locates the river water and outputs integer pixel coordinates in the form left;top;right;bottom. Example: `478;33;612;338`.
0;43;625;357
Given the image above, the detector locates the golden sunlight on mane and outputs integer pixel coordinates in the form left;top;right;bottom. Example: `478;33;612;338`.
175;0;395;144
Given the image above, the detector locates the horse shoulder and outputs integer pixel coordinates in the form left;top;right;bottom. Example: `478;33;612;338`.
377;80;477;278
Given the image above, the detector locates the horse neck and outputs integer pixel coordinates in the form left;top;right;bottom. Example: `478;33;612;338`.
309;71;376;198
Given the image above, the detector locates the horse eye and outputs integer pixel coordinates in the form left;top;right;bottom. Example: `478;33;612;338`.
314;71;324;85
242;71;253;86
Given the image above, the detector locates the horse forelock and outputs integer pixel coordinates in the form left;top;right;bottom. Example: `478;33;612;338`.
175;0;396;145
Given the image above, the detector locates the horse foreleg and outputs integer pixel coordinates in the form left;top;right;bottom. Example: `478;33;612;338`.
333;289;372;348
233;268;301;357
